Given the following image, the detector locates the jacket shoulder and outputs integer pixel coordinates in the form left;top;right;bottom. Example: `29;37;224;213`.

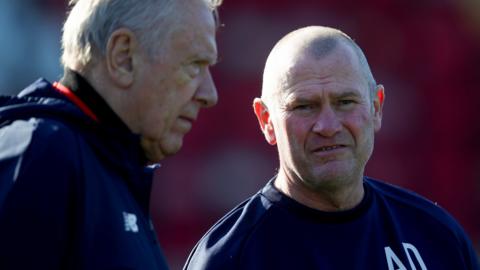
366;178;475;247
184;192;274;269
367;178;458;226
0;117;82;183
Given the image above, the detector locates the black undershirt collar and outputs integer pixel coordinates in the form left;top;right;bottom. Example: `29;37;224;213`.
58;68;151;167
59;68;130;132
262;176;372;223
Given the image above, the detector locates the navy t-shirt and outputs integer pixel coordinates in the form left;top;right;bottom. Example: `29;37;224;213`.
184;177;480;270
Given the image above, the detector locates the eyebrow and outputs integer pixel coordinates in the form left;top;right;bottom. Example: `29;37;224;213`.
334;90;362;99
190;54;218;67
287;89;362;101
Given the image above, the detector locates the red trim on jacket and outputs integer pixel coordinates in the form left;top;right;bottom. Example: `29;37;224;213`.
52;82;99;122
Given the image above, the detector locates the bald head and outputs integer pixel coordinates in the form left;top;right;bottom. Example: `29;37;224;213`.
261;26;376;106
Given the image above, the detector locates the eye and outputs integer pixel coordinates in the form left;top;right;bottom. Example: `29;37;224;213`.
185;62;201;78
338;99;355;106
293;104;315;110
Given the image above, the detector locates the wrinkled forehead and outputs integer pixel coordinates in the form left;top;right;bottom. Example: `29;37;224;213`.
177;0;217;29
282;42;362;85
262;40;366;107
167;0;218;57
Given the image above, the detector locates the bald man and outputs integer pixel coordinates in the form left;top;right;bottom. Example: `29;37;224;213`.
184;26;480;270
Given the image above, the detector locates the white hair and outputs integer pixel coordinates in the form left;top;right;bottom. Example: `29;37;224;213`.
61;0;222;70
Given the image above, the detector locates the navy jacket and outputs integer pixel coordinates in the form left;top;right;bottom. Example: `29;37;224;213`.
184;177;480;270
0;72;169;270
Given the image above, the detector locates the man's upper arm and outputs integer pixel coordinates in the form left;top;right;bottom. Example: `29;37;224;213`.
0;118;81;269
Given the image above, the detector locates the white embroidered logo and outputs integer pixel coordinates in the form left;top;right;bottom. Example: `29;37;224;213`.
123;212;139;233
384;242;427;270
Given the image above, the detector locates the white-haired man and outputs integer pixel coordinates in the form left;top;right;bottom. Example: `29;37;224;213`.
184;26;480;270
0;0;222;269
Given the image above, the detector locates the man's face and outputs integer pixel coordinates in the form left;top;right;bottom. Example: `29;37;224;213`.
264;44;382;190
134;0;218;162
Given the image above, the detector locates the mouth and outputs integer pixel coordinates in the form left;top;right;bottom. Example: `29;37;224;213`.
313;144;346;152
176;114;197;133
179;115;196;123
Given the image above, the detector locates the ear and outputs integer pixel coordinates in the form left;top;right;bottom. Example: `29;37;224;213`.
373;84;385;132
105;28;138;88
253;98;276;145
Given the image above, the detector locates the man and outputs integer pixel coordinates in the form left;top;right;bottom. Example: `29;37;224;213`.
0;0;221;269
184;26;480;269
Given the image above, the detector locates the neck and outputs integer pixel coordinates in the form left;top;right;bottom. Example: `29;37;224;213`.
274;169;365;211
79;65;139;134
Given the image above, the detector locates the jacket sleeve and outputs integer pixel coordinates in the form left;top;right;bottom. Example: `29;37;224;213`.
0;118;81;270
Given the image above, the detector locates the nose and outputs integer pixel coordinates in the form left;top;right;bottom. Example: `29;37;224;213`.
312;105;342;137
195;70;218;108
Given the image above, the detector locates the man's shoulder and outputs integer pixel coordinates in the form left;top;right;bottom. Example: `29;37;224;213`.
366;177;480;268
184;190;275;269
1;117;79;155
0;78;92;164
0;117;82;181
367;177;445;213
0;117;83;219
366;177;467;239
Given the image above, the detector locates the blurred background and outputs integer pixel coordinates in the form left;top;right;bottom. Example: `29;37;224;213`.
1;0;479;269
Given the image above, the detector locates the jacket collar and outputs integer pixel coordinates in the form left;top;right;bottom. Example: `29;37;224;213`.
59;68;131;132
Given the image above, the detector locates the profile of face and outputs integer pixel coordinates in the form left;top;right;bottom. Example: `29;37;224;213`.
254;40;384;190
133;0;218;162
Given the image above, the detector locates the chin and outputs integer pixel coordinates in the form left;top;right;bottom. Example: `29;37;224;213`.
162;137;184;157
303;175;349;193
309;165;358;186
140;135;183;162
